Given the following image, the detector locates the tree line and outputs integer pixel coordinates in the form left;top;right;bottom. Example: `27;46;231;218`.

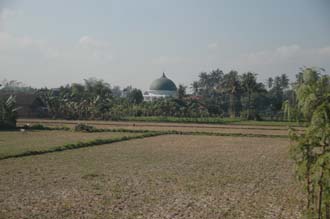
191;69;291;120
0;67;327;123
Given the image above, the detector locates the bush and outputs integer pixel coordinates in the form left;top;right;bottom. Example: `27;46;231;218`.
30;124;48;130
74;123;95;132
22;124;70;131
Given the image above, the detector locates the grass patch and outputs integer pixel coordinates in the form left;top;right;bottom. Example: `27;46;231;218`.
0;131;163;160
0;123;289;160
85;127;159;133
166;130;288;138
0;130;145;159
119;116;242;124
0;127;287;160
229;120;306;127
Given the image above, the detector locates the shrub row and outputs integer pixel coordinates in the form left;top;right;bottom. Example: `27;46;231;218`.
22;124;70;131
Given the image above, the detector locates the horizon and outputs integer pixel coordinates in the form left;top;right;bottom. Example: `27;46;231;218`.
0;0;329;90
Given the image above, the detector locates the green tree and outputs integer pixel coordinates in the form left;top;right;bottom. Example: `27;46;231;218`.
267;75;290;119
289;67;330;218
177;84;187;100
191;81;199;95
191;69;225;116
84;78;112;99
280;74;289;89
127;88;144;104
0;79;35;93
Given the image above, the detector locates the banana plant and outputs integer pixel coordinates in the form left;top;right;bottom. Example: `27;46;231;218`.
289;67;330;218
0;95;20;128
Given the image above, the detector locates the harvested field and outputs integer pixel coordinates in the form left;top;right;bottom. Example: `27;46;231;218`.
0;130;141;159
0;134;304;218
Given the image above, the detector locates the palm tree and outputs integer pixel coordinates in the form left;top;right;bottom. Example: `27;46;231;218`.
267;77;273;89
280;74;289;89
191;81;199;95
222;71;241;118
241;72;260;119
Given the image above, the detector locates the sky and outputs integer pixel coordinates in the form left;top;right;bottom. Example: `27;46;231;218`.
0;0;329;90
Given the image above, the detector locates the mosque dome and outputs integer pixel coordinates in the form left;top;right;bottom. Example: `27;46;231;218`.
149;73;177;91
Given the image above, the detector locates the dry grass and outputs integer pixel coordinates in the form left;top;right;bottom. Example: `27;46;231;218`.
0;130;141;159
93;125;291;136
19;118;294;129
0;135;304;218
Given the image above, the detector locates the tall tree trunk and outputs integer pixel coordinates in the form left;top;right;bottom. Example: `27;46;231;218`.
307;157;315;212
229;94;235;118
326;204;330;219
318;178;324;219
318;163;325;219
307;167;311;210
247;92;251;119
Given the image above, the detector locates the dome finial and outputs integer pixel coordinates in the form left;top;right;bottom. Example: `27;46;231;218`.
162;72;166;78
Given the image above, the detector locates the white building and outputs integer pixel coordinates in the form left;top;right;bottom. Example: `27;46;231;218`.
143;73;177;101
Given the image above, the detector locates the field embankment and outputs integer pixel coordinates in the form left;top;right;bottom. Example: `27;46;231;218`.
18;119;304;137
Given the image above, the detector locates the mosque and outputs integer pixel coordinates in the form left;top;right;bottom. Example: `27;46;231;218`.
143;73;177;101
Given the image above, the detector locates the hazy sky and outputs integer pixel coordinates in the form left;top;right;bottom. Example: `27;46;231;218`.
0;0;329;90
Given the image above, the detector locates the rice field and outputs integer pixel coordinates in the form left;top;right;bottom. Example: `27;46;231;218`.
0;120;304;218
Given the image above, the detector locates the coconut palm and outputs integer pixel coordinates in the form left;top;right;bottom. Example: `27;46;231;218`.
267;77;273;89
241;72;265;119
222;71;242;118
191;81;199;95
